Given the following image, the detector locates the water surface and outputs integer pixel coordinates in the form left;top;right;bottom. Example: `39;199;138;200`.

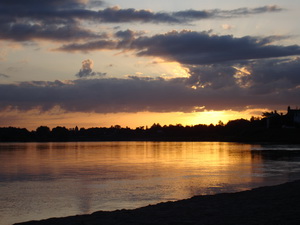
1;142;300;225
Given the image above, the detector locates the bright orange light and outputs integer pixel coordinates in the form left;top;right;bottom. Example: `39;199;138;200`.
0;108;267;131
183;110;246;126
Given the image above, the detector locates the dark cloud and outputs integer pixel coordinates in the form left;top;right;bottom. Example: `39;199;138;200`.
172;5;282;21
0;0;283;42
1;58;300;113
132;31;300;64
91;5;283;24
0;0;101;42
76;59;106;78
0;0;87;24
58;30;300;65
57;29;143;51
0;23;99;42
115;29;145;48
184;57;300;109
59;39;117;52
242;57;300;94
115;29;136;40
0;0;88;8
220;5;282;17
0;78;195;113
186;64;237;89
95;6;180;23
0;0;103;41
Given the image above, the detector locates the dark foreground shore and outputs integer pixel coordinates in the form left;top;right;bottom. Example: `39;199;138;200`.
15;180;300;225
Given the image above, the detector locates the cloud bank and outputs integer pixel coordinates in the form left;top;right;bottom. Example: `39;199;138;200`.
0;1;298;116
1;58;300;113
59;30;300;65
0;0;283;42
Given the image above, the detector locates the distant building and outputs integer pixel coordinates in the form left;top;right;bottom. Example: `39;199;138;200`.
264;110;282;128
263;106;300;128
286;106;300;127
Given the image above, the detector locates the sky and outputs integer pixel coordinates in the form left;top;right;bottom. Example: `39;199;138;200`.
1;0;300;130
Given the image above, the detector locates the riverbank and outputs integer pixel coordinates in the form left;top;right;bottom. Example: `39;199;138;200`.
2;125;300;143
15;180;300;225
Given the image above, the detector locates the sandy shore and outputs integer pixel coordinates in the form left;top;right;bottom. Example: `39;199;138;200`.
15;180;300;225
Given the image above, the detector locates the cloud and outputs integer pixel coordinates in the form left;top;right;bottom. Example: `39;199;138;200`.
0;0;102;42
221;5;282;16
95;5;283;24
186;64;237;90
57;29;143;52
0;0;86;10
172;5;282;21
60;39;117;52
132;31;300;65
0;73;9;78
94;6;180;23
0;1;283;42
87;0;105;8
58;30;300;65
1;58;300;114
0;1;296;115
0;23;100;42
76;59;106;78
241;57;300;94
185;57;300;107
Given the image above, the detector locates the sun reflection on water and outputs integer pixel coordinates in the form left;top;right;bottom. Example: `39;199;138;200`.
2;142;299;225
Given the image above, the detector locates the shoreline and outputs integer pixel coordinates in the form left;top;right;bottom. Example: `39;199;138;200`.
15;180;300;225
2;126;300;143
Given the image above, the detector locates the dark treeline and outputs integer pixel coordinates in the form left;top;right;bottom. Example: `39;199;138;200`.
1;112;300;142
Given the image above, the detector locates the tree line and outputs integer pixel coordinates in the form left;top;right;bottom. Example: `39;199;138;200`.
1;114;300;142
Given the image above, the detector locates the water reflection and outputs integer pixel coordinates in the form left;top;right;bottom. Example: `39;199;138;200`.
1;142;300;225
250;144;300;181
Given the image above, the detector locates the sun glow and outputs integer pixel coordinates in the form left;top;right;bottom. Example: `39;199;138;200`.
183;110;250;126
152;59;190;78
0;108;263;131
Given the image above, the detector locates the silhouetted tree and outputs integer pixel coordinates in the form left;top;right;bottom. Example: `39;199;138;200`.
35;126;51;141
218;120;224;126
52;126;69;141
0;127;30;141
75;126;79;132
226;119;250;127
1;106;300;142
150;123;162;129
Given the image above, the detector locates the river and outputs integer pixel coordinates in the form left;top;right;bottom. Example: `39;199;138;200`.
1;142;300;225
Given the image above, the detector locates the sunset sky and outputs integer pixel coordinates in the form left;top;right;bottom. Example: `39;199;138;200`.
1;0;300;130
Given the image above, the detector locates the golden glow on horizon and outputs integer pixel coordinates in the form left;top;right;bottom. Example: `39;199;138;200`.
0;108;268;131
